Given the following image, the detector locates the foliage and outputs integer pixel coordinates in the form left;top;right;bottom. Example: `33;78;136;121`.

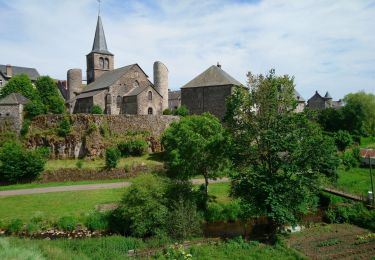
56;216;78;232
76;160;83;169
0;142;47;183
0;74;38;100
334;130;353;151
317;108;343;132
91;105;103;114
112;175;168;237
163;108;173;115
105;147;120;169
85;211;109;231
35;76;65;114
20;119;31;136
117;139;148;157
162;113;231;202
205;201;241;222
24;100;47;119
226;70;338;227
0;238;45;260
174;105;189;117
316;239;341;247
6;219;23;234
57;116;71;137
340;151;359;171
161;243;193;259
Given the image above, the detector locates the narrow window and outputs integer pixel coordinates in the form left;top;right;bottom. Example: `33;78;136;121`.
99;57;104;69
133;81;139;88
105;58;109;69
148;107;153;115
116;95;122;108
148;91;152;101
0;79;3;86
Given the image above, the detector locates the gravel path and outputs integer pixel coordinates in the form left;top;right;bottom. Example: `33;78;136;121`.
0;178;229;197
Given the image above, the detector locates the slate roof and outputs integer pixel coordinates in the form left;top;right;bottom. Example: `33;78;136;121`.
0;65;40;80
181;65;243;89
75;89;106;100
294;90;305;102
324;91;332;99
90;15;113;55
0;93;29;105
169;90;181;100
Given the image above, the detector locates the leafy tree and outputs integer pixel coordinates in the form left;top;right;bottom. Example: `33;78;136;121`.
0;142;47;183
105;147;120;169
174;105;189;117
112;175;168;237
24;100;47;119
344;91;375;136
334;130;353;151
35;76;65;114
317;108;343;132
57;116;71;137
225;70;339;229
163;108;173;115
91;105;103;114
0;74;38;100
162;113;231;203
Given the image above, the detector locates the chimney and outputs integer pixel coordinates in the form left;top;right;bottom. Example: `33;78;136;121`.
217;62;221;68
6;64;12;77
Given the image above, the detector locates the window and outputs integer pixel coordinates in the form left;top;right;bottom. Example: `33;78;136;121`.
133;81;139;88
99;57;104;69
148;107;153;115
148;91;152;101
6;113;10;116
105;58;109;69
0;79;3;86
116;95;122;108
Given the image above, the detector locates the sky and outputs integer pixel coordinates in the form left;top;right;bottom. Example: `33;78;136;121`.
0;0;374;100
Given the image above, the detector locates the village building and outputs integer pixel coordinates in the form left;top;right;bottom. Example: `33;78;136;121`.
168;90;181;110
0;64;40;89
66;15;168;115
306;91;343;110
0;93;29;132
294;90;306;113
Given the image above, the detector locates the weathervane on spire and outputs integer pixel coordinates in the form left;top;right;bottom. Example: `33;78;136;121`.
97;0;101;15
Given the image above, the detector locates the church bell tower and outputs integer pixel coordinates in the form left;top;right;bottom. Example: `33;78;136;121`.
86;15;114;84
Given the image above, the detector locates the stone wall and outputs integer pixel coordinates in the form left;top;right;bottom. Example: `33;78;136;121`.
0;104;23;132
27;114;179;159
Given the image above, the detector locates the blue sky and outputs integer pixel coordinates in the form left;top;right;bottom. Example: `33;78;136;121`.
0;0;374;99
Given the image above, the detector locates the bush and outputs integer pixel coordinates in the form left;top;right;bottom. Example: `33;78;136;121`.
91;105;103;114
20;119;31;136
57;216;78;232
105;147;121;169
174;105;189;117
163;108;173;115
334;130;353;151
111;175;168;237
85;211;110;231
341;150;359;170
24;100;47;119
76;160;83;169
6;219;23;234
48;95;65;114
0;142;47;183
57;116;71;137
117;139;148;157
205;201;242;222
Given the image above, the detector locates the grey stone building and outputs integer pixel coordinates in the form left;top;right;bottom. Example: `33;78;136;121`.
294;90;306;113
181;64;244;119
0;93;29;132
168;90;181;110
0;64;40;90
306;91;342;110
67;15;168;115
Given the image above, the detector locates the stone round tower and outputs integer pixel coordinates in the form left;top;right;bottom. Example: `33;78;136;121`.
153;61;168;111
67;69;82;100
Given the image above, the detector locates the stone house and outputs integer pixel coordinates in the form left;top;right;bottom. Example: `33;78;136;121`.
306;91;343;110
0;93;29;132
0;64;40;90
294;90;306;113
181;64;244;119
67;15;168;115
168;90;181;110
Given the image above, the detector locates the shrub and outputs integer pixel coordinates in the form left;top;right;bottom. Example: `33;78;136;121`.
25;222;40;235
20;119;31;136
205;201;242;222
57;116;71;137
85;211;110;231
24;100;47;119
76;160;83;169
111;175;168;237
0;142;47;183
117;139;148;157
174;105;189;117
105;147;121;169
48;95;65;114
163;108;173;115
340;150;358;170
334;130;353;151
57;216;78;232
91;105;103;114
6;219;23;234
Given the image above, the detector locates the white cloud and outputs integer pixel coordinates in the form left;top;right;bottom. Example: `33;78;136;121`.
0;0;374;99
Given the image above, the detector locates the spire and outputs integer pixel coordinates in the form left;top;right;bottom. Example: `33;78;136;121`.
324;91;332;99
91;15;112;55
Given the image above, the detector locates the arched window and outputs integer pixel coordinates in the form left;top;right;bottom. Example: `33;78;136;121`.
104;58;109;69
116;95;122;108
99;57;104;69
133;81;139;88
148;91;152;101
148;107;153;115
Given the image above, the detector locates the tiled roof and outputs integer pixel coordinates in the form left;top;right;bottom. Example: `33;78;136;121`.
0;93;29;105
0;65;40;80
169;90;181;100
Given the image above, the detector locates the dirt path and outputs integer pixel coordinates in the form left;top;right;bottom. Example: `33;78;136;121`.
0;178;229;197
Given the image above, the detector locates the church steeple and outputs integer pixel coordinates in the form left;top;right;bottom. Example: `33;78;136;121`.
91;15;112;55
86;15;114;84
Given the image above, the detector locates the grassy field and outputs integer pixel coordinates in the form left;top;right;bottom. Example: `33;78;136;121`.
360;136;375;149
335;167;372;196
0;236;304;260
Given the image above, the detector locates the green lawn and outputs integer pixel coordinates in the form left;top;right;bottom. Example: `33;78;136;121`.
360;136;375;149
44;155;163;171
335;167;373;196
208;182;231;203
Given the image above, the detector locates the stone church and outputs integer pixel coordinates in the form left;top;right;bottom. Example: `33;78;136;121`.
66;15;168;115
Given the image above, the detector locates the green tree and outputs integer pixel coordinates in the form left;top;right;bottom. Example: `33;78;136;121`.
0;142;47;183
226;70;338;229
162;113;231;203
174;105;189;117
91;105;103;114
105;147;120;169
24;100;47;119
344;91;375;136
35;76;65;114
0;74;38;100
57;116;71;137
334;130;353;151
